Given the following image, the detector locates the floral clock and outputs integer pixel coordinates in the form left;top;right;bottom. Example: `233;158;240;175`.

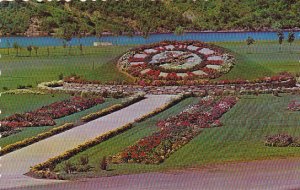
118;41;235;81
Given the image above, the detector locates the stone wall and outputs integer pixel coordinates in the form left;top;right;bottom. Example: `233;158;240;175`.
62;78;297;95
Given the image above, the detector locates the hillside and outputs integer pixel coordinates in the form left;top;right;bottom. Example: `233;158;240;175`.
0;0;300;37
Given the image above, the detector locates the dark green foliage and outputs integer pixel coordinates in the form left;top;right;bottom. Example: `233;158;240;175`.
62;161;76;174
27;46;32;56
100;156;108;171
1;1;300;36
246;36;255;46
277;31;285;45
79;155;89;166
287;31;295;45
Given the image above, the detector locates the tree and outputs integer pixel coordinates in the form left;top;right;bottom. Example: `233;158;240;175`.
33;46;39;56
47;46;50;56
246;36;255;53
79;44;83;55
6;40;10;55
12;42;21;56
27;45;32;56
55;23;76;56
287;31;295;46
277;31;284;51
174;26;185;36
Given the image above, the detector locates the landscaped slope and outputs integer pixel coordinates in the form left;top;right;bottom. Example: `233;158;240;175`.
1;1;300;36
53;94;300;179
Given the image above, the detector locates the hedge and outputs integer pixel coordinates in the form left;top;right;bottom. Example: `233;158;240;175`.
0;123;74;156
81;93;145;122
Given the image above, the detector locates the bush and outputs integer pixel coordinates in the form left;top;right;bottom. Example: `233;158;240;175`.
79;155;89;166
17;85;26;89
62;161;76;174
58;73;64;80
100;156;108;171
0;123;74;156
76;164;92;172
265;134;294;147
81;93;145;122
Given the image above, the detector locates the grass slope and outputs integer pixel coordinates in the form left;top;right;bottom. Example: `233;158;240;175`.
215;41;300;80
55;94;300;178
1;41;299;91
0;46;134;90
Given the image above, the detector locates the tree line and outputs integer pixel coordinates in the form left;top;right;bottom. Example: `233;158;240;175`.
1;1;300;37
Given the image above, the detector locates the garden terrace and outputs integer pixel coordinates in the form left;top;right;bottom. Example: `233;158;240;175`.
37;94;300;180
117;41;235;82
61;72;296;95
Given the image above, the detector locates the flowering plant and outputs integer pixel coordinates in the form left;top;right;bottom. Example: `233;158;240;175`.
117;96;238;164
1;96;105;129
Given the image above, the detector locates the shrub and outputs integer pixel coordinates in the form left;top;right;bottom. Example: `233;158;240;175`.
265;134;293;147
76;165;92;172
100;156;108;171
17;85;26;89
58;73;64;80
81;93;145;122
79;155;89;166
0;123;74;156
62;161;76;174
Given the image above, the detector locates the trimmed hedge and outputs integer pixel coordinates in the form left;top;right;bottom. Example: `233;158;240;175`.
135;93;192;123
0;123;74;156
29;93;190;179
81;93;145;122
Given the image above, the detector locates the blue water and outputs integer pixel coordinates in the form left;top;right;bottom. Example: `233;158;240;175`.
0;31;299;48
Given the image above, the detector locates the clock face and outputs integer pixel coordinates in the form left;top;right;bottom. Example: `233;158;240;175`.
150;51;202;70
118;41;234;81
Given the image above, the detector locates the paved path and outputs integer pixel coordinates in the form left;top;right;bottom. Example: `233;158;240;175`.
0;95;176;190
9;157;300;190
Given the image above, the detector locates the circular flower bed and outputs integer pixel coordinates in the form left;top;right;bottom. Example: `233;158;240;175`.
118;40;235;81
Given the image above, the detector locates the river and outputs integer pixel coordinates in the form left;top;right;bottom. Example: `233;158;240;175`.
0;31;299;48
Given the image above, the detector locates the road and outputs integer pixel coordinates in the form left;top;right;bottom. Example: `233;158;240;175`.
9;157;300;190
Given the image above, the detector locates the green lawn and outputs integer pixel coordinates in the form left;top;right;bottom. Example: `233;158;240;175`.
215;41;300;80
1;41;300;90
0;46;134;90
0;93;70;120
55;94;300;178
0;94;123;148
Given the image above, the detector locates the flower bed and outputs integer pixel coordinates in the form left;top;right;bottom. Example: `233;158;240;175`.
265;133;300;147
118;40;235;81
0;96;105;128
115;96;238;164
287;100;300;111
28;93;190;179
